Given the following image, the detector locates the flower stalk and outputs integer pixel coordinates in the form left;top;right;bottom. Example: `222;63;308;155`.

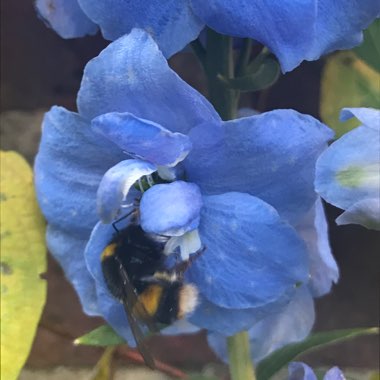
204;28;238;120
203;29;256;380
227;331;256;380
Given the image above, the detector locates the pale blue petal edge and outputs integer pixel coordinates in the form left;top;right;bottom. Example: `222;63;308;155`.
97;159;156;223
336;198;380;230
340;107;380;131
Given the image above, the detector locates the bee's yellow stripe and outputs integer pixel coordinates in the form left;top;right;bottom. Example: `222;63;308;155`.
138;285;163;317
101;243;117;259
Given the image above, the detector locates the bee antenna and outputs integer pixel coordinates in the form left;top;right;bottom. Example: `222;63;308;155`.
112;209;136;234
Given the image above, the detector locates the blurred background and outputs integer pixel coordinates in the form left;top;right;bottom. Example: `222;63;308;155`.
1;1;379;378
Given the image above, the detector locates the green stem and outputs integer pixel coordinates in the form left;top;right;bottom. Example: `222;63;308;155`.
227;331;256;380
205;28;238;120
190;38;207;72
235;38;253;77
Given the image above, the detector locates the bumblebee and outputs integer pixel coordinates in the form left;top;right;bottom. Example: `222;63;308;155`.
101;216;201;368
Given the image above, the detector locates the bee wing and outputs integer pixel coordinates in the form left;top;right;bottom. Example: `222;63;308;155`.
114;256;157;369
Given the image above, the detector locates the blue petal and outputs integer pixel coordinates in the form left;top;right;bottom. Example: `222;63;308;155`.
315;126;379;211
207;287;314;363
190;0;380;72
336;198;380;230
77;0;204;57
34;106;125;235
97;159;156;223
47;225;99;316
190;0;315;72
34;106;125;314
189;291;292;336
140;181;203;236
77;29;220;133
95;287;136;346
186;110;333;224
35;0;98;38
324;367;346;380
248;286;315;362
340;107;380;131
296;199;339;297
161;320;200;335
187;193;309;309
92;112;192;167
288;362;317;380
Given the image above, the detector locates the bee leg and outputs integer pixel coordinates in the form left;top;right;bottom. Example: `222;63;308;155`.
174;246;207;278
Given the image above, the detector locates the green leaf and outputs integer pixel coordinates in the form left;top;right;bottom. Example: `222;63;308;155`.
0;151;47;380
218;58;280;92
91;347;116;380
256;327;379;380
74;325;126;347
320;51;380;138
354;19;380;73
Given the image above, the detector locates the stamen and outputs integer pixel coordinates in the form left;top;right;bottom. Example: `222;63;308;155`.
164;229;202;261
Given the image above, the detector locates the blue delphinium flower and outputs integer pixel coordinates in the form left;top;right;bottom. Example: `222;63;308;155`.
289;362;346;380
35;29;337;352
316;108;380;231
35;0;380;72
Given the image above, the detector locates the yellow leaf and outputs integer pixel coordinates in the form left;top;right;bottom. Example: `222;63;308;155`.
320;52;380;138
0;151;47;380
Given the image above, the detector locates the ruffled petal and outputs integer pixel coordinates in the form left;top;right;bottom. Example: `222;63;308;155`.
315;126;379;211
336;198;380;230
92;112;192;167
190;0;379;72
189;291;292;336
207;286;314;363
77;29;220;133
77;0;204;57
35;0;98;39
97;159;156;223
34;106;125;235
324;367;346;380
340;107;380;130
140;181;203;236
288;362;317;380
187;193;309;309
186;110;333;224
46;225;99;316
296;199;339;297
